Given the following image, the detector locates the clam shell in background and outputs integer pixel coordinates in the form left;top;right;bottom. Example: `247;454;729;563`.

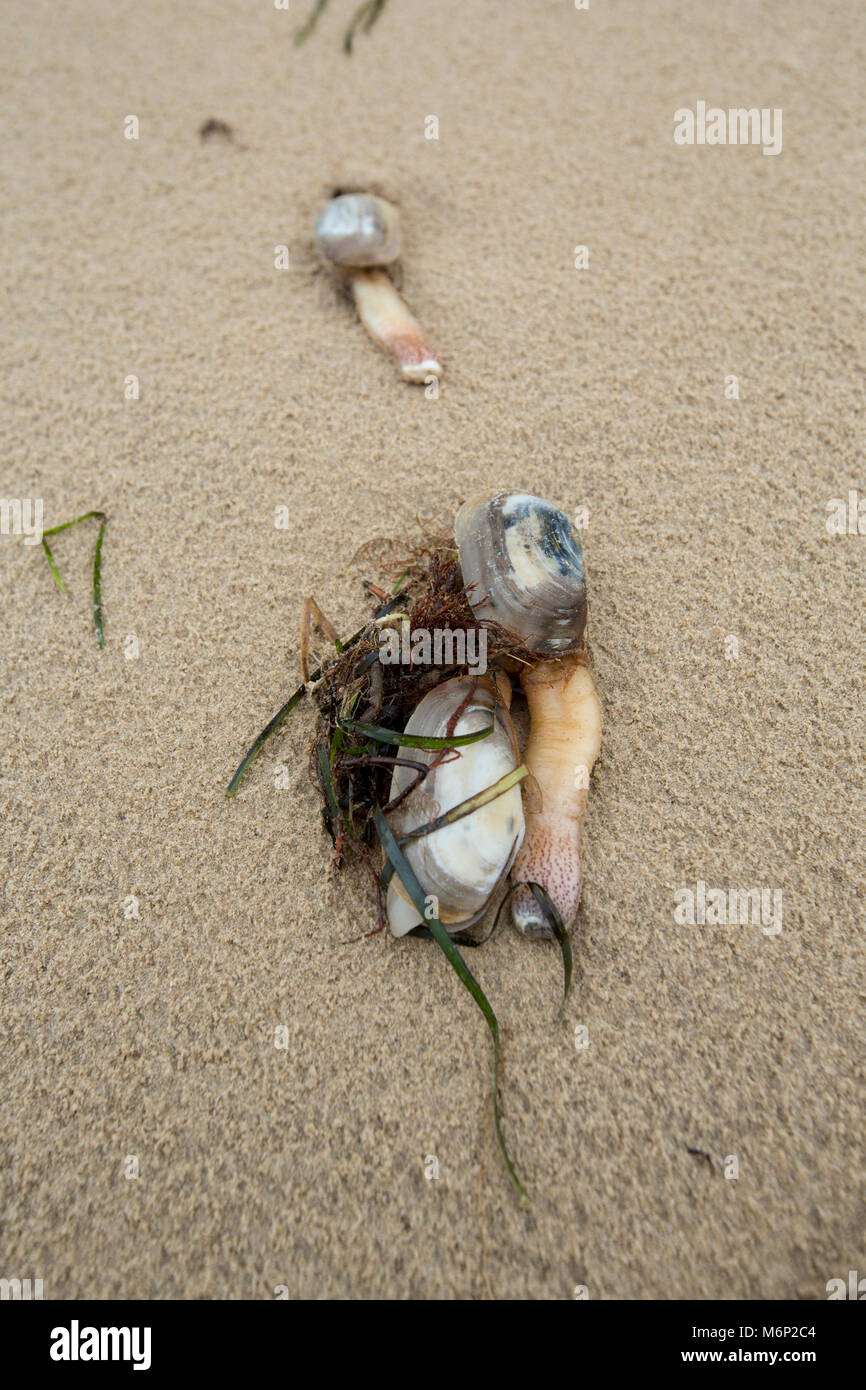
315;193;401;268
455;492;587;656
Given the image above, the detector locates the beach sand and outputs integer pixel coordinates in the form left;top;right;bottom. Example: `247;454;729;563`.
1;0;864;1298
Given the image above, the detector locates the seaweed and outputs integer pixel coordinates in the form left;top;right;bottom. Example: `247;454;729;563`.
294;0;388;53
40;510;107;648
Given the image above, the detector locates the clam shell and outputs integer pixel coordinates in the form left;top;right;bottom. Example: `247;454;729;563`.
315;193;401;268
386;676;525;937
454;492;587;656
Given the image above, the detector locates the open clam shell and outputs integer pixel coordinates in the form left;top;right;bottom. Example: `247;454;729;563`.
386;675;525;937
454;492;587;656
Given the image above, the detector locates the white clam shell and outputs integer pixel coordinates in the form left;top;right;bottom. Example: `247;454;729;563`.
386;676;525;937
454;492;587;656
315;193;401;268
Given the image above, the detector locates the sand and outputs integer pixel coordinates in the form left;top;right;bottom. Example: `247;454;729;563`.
1;0;864;1299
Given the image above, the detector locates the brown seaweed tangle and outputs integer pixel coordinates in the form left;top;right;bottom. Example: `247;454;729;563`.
308;526;534;914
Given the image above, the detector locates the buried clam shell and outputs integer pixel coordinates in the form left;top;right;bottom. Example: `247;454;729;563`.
386;675;524;936
454;492;586;656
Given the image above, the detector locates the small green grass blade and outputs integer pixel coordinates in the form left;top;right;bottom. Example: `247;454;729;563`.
378;765;527;898
294;0;329;46
39;510;106;646
226;685;307;797
92;514;106;647
344;0;386;52
40;537;66;594
373;806;528;1203
400;765;528;842
318;741;343;835
226;625;372;798
528;882;573;1014
41;510;106;540
338;716;493;750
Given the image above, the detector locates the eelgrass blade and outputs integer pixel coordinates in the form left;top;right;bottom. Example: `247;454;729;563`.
372;806;528;1203
92;514;106;647
318;741;343;837
341;755;429;774
344;0;386;52
400;765;528;842
410;883;510;950
41;510;106;540
40;510;107;646
479;879;573;1017
411;926;495;949
226;624;371;798
226;685;307;797
362;0;385;31
294;0;329;46
338;716;493;751
40;537;66;593
378;765;526;897
371;594;406;620
527;881;572;1014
